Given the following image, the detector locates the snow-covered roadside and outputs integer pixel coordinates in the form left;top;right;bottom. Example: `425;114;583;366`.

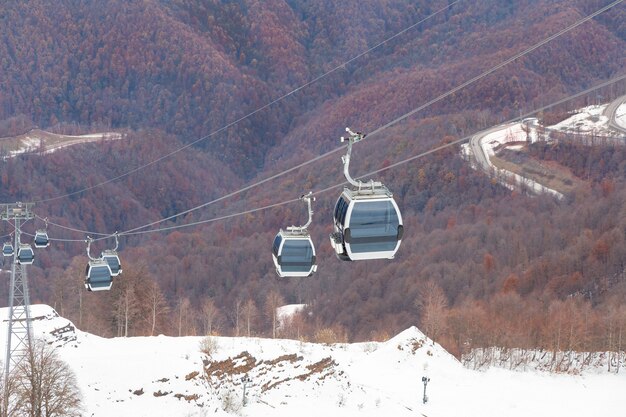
5;130;123;158
463;122;565;199
616;103;626;130
462;101;626;199
549;104;610;134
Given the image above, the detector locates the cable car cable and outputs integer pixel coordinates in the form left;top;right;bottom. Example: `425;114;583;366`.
33;214;109;237
42;72;626;242
34;1;621;239
96;2;626;239
20;230;81;243
366;0;624;140
40;71;626;243
29;1;462;205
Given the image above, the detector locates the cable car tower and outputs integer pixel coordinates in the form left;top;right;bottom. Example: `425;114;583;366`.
0;202;35;386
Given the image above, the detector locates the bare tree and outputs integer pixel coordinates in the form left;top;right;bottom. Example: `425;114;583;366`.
58;256;88;328
241;299;257;337
48;267;67;317
111;264;157;337
177;297;192;337
230;298;242;337
145;279;170;336
115;283;139;337
13;339;82;417
201;298;220;335
415;281;448;342
265;291;285;339
0;363;19;417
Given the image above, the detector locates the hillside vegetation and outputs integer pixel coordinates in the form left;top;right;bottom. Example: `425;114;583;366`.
0;0;625;356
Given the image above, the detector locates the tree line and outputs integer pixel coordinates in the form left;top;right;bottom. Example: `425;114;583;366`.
11;129;624;362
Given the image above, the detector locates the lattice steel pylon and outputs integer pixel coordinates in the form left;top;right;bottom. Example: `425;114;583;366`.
1;202;35;389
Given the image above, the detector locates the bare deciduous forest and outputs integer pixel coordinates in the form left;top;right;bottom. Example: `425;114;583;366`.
0;0;625;358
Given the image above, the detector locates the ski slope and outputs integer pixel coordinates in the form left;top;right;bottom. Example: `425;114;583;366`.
2;305;626;416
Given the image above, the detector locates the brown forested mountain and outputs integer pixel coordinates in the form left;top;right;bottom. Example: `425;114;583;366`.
0;0;625;355
1;1;624;168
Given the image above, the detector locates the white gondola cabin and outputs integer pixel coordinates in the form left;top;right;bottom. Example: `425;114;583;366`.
33;230;50;248
16;244;34;265
272;231;317;277
101;249;122;277
330;188;403;261
329;128;403;261
2;242;13;257
85;260;113;292
272;192;318;277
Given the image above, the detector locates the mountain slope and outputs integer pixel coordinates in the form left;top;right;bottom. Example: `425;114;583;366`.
0;0;626;355
4;305;626;416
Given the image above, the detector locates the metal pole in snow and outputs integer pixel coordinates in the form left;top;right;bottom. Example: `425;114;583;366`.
242;376;251;406
422;376;430;404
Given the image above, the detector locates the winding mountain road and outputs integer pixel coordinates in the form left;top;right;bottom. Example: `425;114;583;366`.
469;123;517;173
0;129;123;158
604;94;626;135
466;97;626;199
468;122;565;198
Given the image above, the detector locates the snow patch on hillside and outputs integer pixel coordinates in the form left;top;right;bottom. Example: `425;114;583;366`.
479;123;529;158
548;104;610;134
1;305;626;416
0;304;80;348
276;303;305;329
6;130;123;158
617;103;626;129
464;346;626;375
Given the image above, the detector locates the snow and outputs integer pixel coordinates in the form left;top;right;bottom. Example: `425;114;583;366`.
548;104;611;135
479;123;529;158
276;303;305;329
276;304;305;320
465;346;626;375
63;133;122;139
470;122;565;199
2;305;626;416
460;101;626;199
8;137;41;157
617;103;626;129
5;131;123;158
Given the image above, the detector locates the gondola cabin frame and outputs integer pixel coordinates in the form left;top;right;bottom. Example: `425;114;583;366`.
33;230;50;249
2;242;14;257
330;187;403;261
16;244;34;265
85;260;113;292
272;230;317;278
101;250;122;277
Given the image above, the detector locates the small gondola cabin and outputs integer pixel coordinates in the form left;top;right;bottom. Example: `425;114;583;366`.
101;250;122;277
85;260;113;291
2;242;14;257
33;230;50;248
272;231;317;277
16;244;34;265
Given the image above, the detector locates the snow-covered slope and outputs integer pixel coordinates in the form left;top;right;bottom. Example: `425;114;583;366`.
2;305;626;416
617;103;626;129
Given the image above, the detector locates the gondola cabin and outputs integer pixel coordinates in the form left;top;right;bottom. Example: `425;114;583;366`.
85;260;113;291
330;187;403;261
101;250;122;277
272;231;317;277
33;230;50;248
16;244;34;265
2;242;13;257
